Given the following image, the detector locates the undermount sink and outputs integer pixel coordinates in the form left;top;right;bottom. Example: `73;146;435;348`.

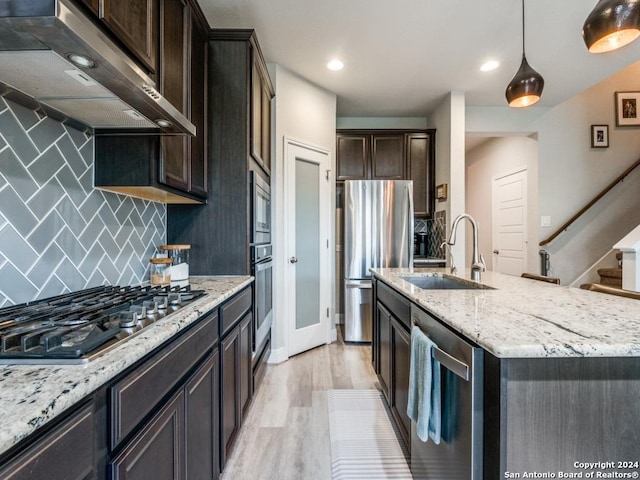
399;274;494;290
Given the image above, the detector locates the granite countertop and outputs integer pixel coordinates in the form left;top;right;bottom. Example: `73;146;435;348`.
371;268;640;359
0;276;252;458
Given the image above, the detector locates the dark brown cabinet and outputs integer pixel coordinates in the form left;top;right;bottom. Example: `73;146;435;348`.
239;312;253;417
187;21;209;198
373;280;412;451
371;134;405;179
159;0;209;198
185;349;219;480
390;316;411;447
406;133;435;217
220;324;240;468
110;390;185;480
337;129;436;217
108;310;219;480
220;307;253;470
336;134;368;180
337;132;404;180
0;403;95;480
0;286;256;480
251;56;274;175
159;0;190;192
168;29;274;274
377;302;392;402
100;0;158;74
94;1;209;204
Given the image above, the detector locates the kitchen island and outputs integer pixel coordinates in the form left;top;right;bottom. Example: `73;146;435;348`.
0;276;252;469
371;268;640;479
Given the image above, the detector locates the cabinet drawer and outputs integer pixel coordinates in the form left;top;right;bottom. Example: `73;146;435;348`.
220;287;252;337
110;312;217;449
377;282;410;330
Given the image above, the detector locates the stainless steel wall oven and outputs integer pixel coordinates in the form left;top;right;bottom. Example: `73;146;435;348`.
251;243;272;361
250;171;271;246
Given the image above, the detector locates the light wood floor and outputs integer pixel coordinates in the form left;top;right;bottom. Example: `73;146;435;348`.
221;332;379;480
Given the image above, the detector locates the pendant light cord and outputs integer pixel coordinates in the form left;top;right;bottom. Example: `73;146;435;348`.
521;0;526;56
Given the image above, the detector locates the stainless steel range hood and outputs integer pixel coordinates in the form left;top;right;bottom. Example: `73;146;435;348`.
0;0;195;135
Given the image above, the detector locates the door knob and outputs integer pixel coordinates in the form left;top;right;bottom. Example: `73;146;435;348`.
493;250;500;255
289;256;298;264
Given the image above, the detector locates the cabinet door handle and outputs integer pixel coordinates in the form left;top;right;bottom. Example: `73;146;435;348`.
289;256;298;264
493;249;500;255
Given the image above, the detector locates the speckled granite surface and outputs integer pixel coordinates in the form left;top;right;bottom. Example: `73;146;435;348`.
372;268;640;359
0;276;252;457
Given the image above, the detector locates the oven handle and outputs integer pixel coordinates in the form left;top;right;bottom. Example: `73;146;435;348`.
255;258;273;272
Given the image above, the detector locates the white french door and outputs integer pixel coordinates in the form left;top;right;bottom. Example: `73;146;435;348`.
284;138;331;357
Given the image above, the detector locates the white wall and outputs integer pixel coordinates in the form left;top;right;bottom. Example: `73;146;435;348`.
466;136;539;272
465;61;640;284
268;64;337;363
336;117;428;129
429;92;466;270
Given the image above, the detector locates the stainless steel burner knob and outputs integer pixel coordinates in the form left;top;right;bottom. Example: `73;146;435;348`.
142;300;157;314
168;293;181;305
129;305;147;319
118;312;138;328
153;296;169;309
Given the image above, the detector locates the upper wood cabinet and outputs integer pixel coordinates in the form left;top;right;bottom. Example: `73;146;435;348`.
95;1;209;204
250;43;274;176
337;129;436;217
371;134;405;179
159;1;208;197
100;0;158;74
336;134;368;180
188;21;208;197
159;0;191;192
337;132;405;180
407;133;435;218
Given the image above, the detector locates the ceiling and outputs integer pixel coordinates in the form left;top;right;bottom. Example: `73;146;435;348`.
199;0;640;118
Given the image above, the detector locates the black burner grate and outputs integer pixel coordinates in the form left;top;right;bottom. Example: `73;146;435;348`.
0;285;205;362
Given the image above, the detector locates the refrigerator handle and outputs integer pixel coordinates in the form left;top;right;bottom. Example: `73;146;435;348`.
407;183;414;267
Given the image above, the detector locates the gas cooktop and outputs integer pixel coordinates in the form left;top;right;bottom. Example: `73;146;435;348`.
0;285;206;365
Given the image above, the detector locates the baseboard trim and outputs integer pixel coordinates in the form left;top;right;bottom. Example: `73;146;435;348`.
267;346;288;364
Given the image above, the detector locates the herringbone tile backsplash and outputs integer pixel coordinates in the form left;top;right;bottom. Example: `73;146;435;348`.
0;98;166;307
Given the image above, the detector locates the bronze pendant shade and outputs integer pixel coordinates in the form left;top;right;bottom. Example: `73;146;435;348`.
505;55;545;108
506;0;544;107
583;0;640;53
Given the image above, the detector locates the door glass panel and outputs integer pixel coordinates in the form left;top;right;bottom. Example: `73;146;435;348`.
295;158;320;330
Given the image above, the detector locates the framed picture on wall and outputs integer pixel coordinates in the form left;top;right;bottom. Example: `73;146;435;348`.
615;91;640;126
591;124;609;148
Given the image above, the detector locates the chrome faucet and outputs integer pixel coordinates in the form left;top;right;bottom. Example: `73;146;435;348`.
445;213;486;281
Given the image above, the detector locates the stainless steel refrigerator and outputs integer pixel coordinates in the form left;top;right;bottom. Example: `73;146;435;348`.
344;180;414;342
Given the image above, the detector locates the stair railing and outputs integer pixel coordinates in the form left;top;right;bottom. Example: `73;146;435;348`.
540;157;640;246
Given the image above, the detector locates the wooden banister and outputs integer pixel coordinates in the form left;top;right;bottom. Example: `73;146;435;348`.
540;157;640;246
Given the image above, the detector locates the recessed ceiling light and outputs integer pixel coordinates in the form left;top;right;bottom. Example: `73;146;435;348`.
327;60;344;71
480;60;500;72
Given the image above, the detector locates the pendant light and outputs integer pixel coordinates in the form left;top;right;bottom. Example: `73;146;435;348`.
583;0;640;53
505;0;544;108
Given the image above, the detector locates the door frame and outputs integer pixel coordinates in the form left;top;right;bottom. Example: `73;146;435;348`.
492;166;528;276
282;136;333;359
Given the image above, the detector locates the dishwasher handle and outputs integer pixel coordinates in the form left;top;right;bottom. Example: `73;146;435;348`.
432;345;469;381
412;319;470;381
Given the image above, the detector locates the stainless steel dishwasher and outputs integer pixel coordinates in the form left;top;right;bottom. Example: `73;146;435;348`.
410;305;484;480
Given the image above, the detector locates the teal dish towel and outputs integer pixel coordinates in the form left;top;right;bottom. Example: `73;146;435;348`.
407;325;441;444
